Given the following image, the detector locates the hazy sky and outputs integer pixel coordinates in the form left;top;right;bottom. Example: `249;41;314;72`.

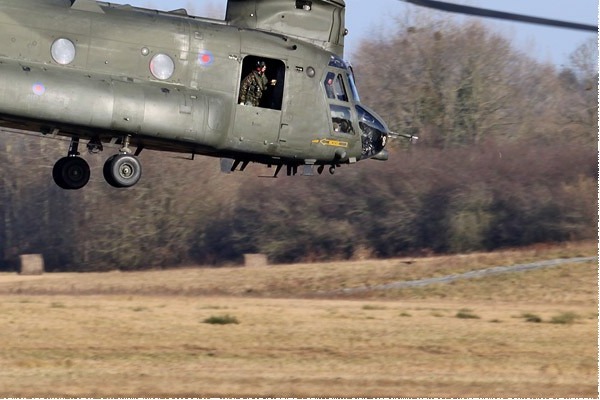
127;0;597;66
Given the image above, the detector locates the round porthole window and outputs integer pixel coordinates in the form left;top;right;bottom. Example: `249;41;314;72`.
51;38;76;65
150;53;175;80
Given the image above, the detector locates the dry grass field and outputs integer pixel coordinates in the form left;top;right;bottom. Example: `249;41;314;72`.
0;241;597;397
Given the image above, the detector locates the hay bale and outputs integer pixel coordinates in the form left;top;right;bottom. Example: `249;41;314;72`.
244;253;268;267
19;254;44;275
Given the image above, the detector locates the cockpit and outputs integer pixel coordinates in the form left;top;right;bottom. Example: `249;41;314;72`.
323;55;389;160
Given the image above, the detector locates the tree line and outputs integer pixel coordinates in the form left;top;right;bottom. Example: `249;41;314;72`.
0;16;596;271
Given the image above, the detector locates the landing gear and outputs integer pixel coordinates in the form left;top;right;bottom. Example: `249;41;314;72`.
315;164;337;175
103;135;142;188
52;137;90;190
51;135;142;190
103;154;142;188
52;156;90;190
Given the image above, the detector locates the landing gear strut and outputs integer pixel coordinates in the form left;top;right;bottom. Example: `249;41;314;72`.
52;137;90;190
103;135;142;188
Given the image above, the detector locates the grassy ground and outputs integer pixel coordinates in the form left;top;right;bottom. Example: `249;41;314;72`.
0;241;597;397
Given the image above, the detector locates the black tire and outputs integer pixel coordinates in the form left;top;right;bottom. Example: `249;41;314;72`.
103;154;142;188
52;157;69;189
102;154;118;188
52;157;90;190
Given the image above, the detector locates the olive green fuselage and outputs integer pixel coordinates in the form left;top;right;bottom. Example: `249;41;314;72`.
0;0;378;167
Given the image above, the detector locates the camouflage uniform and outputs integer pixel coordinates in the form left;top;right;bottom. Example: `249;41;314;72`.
239;70;268;107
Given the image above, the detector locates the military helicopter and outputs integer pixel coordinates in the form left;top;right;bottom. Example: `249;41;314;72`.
0;0;595;190
0;0;400;190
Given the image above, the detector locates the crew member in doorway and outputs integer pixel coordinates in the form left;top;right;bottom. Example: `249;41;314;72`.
239;61;277;107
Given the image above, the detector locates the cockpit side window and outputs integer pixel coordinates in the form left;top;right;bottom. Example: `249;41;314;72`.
323;72;348;102
330;105;354;135
324;72;336;99
333;74;348;102
324;69;354;135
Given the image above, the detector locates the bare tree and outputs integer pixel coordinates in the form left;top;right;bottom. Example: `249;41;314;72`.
558;38;599;141
353;15;560;147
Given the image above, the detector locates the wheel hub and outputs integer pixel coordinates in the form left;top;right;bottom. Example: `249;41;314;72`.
119;163;134;179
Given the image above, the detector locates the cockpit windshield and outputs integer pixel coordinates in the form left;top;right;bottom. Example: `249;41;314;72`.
347;70;360;103
328;55;361;103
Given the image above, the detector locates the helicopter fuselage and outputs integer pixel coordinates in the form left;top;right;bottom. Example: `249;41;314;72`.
0;0;390;187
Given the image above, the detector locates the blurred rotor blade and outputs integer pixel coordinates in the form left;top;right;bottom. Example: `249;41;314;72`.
402;0;598;32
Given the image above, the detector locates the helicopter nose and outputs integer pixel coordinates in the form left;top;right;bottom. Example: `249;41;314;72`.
371;148;389;161
356;105;390;160
369;130;389;161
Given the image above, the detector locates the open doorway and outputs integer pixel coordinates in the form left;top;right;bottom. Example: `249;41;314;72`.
238;55;285;110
